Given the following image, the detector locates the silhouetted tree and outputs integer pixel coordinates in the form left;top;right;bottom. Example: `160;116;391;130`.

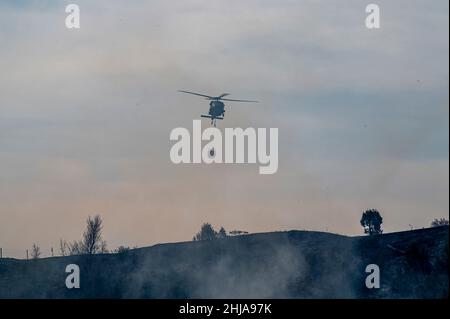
82;215;106;254
100;240;108;253
68;240;84;255
60;215;107;255
431;218;449;227
31;244;41;259
193;223;217;241
59;239;68;256
217;227;227;239
360;209;383;235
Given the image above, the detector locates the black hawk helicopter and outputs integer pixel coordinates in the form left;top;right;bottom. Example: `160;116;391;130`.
178;90;258;126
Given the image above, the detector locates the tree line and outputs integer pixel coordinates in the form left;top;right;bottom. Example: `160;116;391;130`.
27;211;449;259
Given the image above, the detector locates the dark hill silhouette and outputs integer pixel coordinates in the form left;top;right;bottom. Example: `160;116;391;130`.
0;226;448;298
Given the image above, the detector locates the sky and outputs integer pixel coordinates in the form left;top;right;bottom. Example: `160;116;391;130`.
0;0;448;258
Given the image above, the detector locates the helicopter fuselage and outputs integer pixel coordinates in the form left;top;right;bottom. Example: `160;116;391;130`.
208;100;225;119
178;90;257;126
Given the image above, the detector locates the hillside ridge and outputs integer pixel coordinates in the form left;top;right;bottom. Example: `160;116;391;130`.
0;226;447;298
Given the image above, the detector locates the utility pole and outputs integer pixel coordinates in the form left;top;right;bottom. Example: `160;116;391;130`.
51;247;54;257
26;249;28;260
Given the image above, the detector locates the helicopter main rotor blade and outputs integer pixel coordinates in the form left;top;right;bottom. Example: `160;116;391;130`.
220;98;259;103
178;90;214;99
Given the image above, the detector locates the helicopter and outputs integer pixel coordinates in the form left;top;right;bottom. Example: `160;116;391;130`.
178;90;258;126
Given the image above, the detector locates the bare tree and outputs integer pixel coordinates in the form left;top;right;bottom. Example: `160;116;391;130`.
59;239;68;256
68;240;84;255
99;240;108;254
82;215;105;254
59;215;107;256
31;243;41;260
